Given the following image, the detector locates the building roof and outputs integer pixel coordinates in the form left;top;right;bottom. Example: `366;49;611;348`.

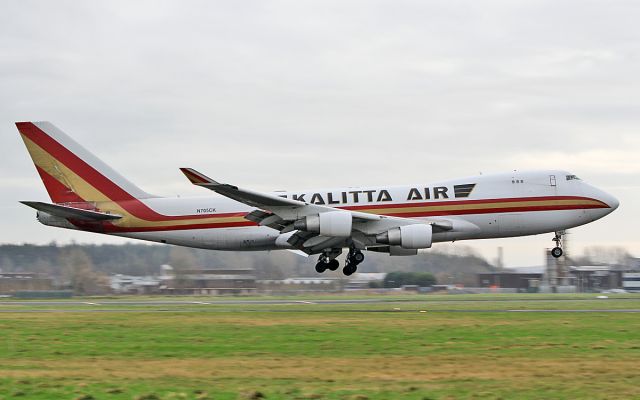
177;269;255;275
569;265;614;272
506;266;545;274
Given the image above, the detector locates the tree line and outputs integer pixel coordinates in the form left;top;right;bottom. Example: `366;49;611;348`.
1;242;634;295
0;242;498;286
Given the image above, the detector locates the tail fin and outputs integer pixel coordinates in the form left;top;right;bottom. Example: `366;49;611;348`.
16;121;155;203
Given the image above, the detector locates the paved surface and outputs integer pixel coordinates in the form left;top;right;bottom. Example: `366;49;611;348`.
0;297;638;313
3;299;403;306
2;297;639;306
0;308;639;313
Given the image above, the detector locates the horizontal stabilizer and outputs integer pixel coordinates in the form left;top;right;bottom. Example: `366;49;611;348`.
20;201;122;221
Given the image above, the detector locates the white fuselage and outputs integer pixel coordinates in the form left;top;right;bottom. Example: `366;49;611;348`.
111;170;618;252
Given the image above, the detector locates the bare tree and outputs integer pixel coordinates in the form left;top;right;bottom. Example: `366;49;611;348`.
59;247;108;295
580;246;634;267
168;246;199;270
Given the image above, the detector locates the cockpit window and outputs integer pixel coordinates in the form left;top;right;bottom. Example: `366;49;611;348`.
566;175;581;181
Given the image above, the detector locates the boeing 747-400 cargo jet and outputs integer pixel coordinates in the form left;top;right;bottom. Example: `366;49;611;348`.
16;122;619;275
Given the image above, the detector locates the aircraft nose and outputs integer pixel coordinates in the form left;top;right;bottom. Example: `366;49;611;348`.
601;191;619;212
608;194;620;211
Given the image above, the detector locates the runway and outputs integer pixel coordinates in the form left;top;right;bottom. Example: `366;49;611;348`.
1;308;639;313
1;297;639;313
4;298;410;306
2;296;639;307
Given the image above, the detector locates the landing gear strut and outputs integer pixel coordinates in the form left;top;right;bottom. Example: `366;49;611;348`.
551;231;564;258
343;247;364;276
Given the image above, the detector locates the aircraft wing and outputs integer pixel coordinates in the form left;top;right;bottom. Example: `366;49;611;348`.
180;168;462;254
180;168;381;223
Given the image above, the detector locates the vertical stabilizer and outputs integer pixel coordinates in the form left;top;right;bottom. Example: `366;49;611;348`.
16;121;155;203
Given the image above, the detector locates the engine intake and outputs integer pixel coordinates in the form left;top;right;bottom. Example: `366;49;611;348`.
294;211;353;237
376;224;433;249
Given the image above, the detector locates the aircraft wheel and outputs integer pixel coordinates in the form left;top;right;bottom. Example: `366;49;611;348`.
353;251;365;263
315;262;328;273
328;259;340;271
551;247;563;258
343;263;357;276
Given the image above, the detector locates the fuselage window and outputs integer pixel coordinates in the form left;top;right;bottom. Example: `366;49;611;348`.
566;175;581;181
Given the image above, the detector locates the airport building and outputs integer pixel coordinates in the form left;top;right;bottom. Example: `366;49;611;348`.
477;264;638;293
569;266;627;292
258;277;342;294
477;269;542;292
161;268;257;295
622;272;640;292
110;274;160;294
0;272;54;294
344;273;387;290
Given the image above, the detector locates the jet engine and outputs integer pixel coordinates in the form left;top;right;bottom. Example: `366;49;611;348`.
375;224;433;249
294;211;353;237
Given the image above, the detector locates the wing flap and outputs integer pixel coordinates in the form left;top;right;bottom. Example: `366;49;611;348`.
245;209;288;230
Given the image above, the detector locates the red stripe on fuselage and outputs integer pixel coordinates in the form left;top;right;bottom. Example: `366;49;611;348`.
100;220;257;233
87;196;608;233
342;195;608;211
379;203;606;218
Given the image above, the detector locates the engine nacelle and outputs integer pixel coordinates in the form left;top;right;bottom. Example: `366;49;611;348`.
375;224;433;249
294;211;353;237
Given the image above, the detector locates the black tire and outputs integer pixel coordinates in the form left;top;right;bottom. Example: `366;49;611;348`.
328;259;340;271
315;262;327;273
551;247;563;258
353;252;365;263
343;263;357;276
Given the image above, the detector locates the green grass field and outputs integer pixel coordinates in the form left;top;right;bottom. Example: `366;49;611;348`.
1;294;640;400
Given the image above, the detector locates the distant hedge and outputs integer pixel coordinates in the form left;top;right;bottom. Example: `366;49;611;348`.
383;271;437;288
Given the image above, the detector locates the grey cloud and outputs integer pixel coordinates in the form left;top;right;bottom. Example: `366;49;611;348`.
1;0;638;265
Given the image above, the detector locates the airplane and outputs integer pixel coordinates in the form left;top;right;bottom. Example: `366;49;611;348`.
15;121;619;276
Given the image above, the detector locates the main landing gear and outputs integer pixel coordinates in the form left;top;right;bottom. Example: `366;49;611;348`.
315;255;339;273
551;231;564;258
314;247;365;276
343;247;364;276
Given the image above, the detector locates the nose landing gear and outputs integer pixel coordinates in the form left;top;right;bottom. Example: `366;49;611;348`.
551;231;564;258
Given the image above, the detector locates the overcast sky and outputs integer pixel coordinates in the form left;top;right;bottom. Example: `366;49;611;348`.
1;0;638;267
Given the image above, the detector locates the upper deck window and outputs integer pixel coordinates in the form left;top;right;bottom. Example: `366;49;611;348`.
566;175;581;181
